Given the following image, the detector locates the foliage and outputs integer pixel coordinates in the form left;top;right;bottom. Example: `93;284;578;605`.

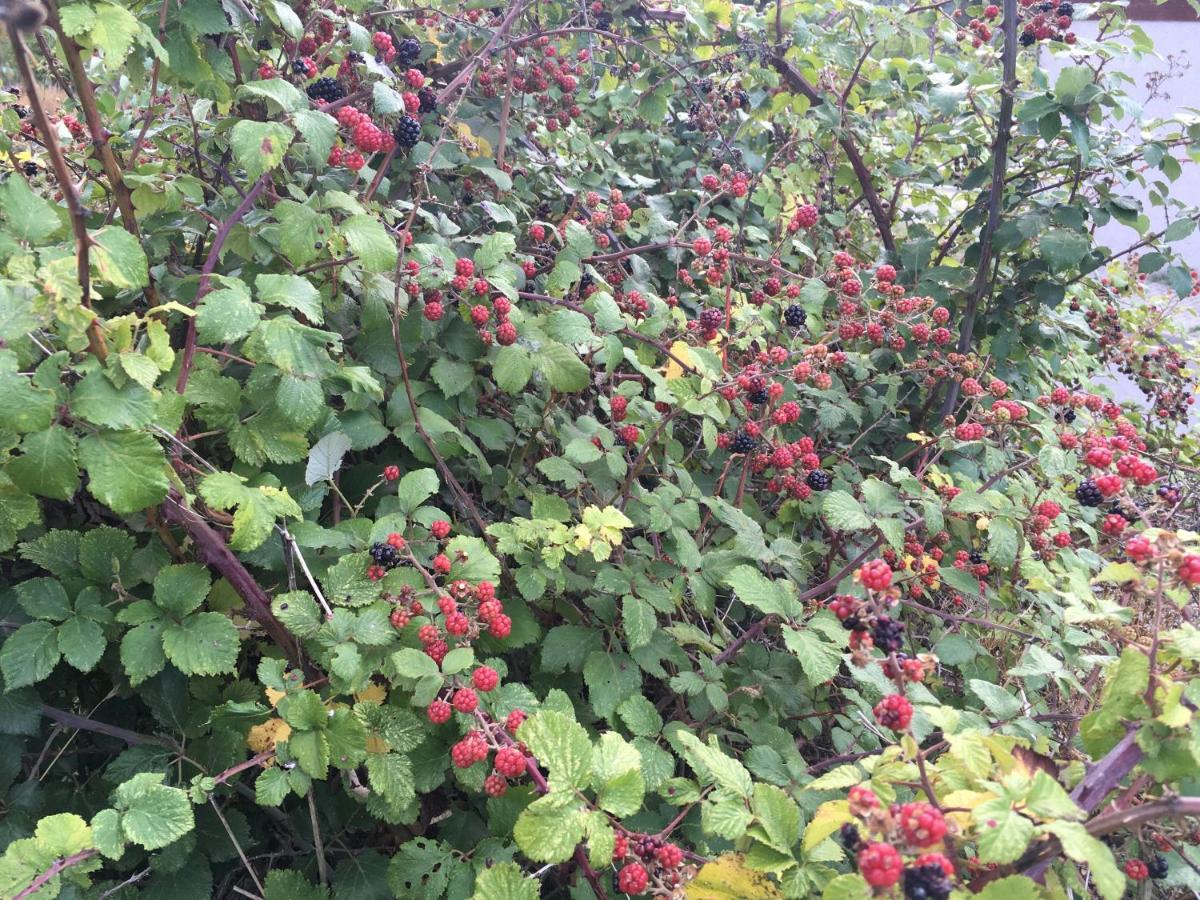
0;0;1199;897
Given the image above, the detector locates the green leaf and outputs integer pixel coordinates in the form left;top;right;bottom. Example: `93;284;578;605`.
263;869;330;900
256;273;324;323
822;874;872;900
537;342;590;392
1042;821;1123;899
391;648;440;680
237;77;306;112
822;491;872;531
753;783;802;853
517;710;592;791
971;876;1042;900
591;732;645;816
162;612;240;676
321;552;378;607
343;215;397;273
286;729;331;778
0;621;61;689
91;808;125;859
16;577;71;621
582;650;640;718
968;679;1022;719
71;373;155;430
83;1;140;64
276;201;331;267
0;177;60;243
57;616;105;673
0;373;57;434
35;812;93;856
493;345;533;393
617;695;663;736
305;432;353;485
430;357;473;397
474;232;516;272
197;285;264;343
471;861;540;900
724;566;799;618
91;226;150;289
395;468;439;515
115;774;195;850
621;595;656;649
987;518;1019;568
1040;229;1090;273
974;803;1035;864
782;627;843;685
78;431;169;514
230;120;295;180
153;564;212;618
120;622;166;686
1054;66;1093;105
365;753;414;804
513;793;586;862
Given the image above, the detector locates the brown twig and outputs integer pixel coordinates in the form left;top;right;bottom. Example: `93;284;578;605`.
7;21;107;362
14;849;98;900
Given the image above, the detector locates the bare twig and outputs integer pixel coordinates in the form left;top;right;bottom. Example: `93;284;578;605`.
14;849;98;900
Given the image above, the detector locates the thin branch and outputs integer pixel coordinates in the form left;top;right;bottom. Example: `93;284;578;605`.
14;849;98;900
39;705;170;747
176;174;271;393
938;0;1017;418
308;788;329;885
7;21;106;362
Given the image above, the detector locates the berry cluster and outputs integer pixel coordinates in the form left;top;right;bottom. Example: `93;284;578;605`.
417;257;520;346
611;831;690;895
841;787;954;896
305;76;345;103
475;37;583;134
1017;0;1075;46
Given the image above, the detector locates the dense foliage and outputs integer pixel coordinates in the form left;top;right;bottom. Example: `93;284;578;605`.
1;0;1199;897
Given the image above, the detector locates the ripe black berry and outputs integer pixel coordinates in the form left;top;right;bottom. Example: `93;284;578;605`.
968;550;984;565
872;615;905;652
397;37;422;65
306;76;345;103
1057;1;1074;15
784;304;804;328
735;90;751;109
255;38;271;50
838;823;862;852
347;51;364;63
902;863;952;900
369;542;402;569
1019;31;1036;47
291;59;308;74
1157;483;1181;503
1075;479;1102;507
393;115;422;148
1147;854;1168;880
730;430;756;454
22;162;37;176
806;469;831;491
699;308;723;331
418;88;437;113
14;105;28;119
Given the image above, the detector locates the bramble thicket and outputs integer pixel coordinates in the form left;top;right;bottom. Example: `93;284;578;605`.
1;0;1200;897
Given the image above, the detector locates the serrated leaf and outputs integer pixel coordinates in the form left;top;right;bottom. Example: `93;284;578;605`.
493;345;532;393
197;286;264;343
57;616;105;673
1042;821;1123;900
116;775;195;850
591;732;645;816
366;752;414;805
71;373;155;429
257;273;324;323
782;627;843;685
153;564;212;618
582;650;640;718
471;861;539;900
0;621;61;689
16;577;71;621
536;342;589;392
343;215;397;273
91;226;149;288
395;468;438;515
724;566;799;618
475;232;516;272
622;595;656;649
120;622;166;686
974;804;1035;863
162;612;240;676
822;491;872;531
517;710;592;791
513;794;586;862
305;432;353;485
230;120;294;180
78;431;168;515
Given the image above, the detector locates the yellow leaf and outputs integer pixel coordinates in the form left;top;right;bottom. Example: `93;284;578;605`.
355;683;387;704
264;687;285;707
665;341;696;380
246;718;290;753
906;432;932;444
366;735;389;754
803;800;853;852
453;122;491;159
686;853;784;899
976;516;990;531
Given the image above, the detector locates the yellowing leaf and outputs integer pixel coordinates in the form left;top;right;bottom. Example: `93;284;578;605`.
265;687;285;707
246;717;290;752
366;735;389;753
665;341;696;380
686;853;784;899
453;122;491;159
355;683;387;704
906;432;932;443
803;800;853;851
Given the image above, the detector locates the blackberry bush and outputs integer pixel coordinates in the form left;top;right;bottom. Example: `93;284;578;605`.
0;1;1198;898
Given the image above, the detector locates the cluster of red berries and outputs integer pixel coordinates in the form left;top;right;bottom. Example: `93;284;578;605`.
698;167;751;199
611;832;689;895
841;787;954;895
418;257;519;346
788;202;820;232
443;708;528;798
413;576;513;664
679;221;739;292
954;12;995;47
475;37;583;133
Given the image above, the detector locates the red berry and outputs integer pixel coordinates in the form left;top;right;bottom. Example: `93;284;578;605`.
494;746;526;777
452;688;478;713
424;300;444;321
1179;554;1200;586
432;553;452;574
874;693;913;731
472;666;500;692
483;774;507;796
859;559;893;591
616;862;649;895
848;784;879;814
488;614;512;639
898;802;948;848
914;853;955;878
505;709;526;733
431;520;451;540
1125;859;1149;881
1125;535;1153;562
387;532;406;549
656;844;684;868
496;322;518;345
858;842;903;888
529;223;546;241
383;465;401;481
427;700;452;724
455;257;475;278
